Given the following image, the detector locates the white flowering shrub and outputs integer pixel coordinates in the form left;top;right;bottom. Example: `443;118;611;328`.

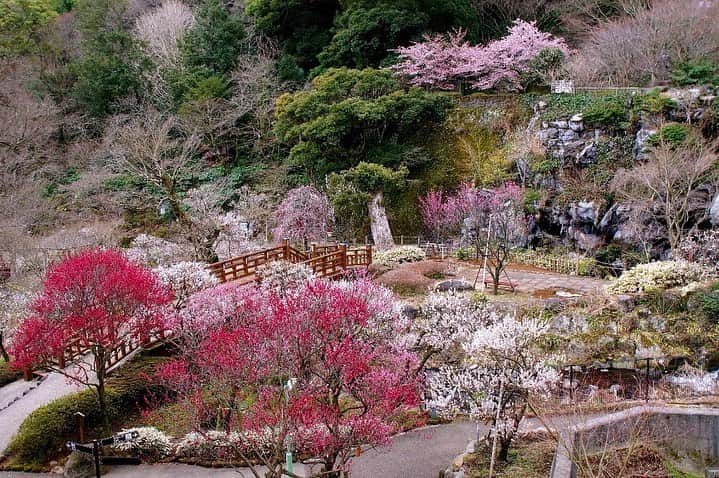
126;234;192;267
113;427;173;462
373;246;426;268
678;230;719;273
0;289;33;355
255;260;315;293
153;261;218;308
175;429;275;462
607;260;711;294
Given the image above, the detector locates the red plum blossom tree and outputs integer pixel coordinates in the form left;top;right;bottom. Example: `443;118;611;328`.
10;249;172;429
159;277;420;478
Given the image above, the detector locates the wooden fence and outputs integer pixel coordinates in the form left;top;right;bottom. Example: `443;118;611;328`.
208;240;373;284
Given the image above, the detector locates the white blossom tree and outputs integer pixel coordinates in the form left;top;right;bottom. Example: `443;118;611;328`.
427;313;559;465
153;261;218;310
411;291;489;371
0;288;32;361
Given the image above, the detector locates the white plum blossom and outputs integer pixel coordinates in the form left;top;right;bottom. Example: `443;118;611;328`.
0;288;33;360
426;312;559;461
153;261;219;309
255;260;315;294
113;427;173;461
607;260;711;294
414;291;490;353
373;246;426;268
126;234;192;267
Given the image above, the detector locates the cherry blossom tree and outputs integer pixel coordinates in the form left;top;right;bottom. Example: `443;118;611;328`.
271;186;334;249
420;182;525;294
427;313;559;466
10;249;173;429
393;20;569;91
159;277;420;477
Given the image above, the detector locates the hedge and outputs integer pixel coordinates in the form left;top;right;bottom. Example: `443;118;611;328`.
5;356;167;464
0;360;22;387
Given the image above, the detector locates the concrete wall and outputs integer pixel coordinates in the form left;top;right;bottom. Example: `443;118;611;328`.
551;406;719;478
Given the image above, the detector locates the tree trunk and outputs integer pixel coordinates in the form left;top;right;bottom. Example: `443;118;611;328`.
94;350;110;433
0;332;9;362
368;192;394;251
492;276;499;295
498;438;511;463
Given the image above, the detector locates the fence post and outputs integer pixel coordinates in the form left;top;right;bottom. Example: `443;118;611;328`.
58;351;66;370
23;367;32;381
400;235;404;245
366;244;372;265
339;243;348;269
282;238;290;260
310;242;317;258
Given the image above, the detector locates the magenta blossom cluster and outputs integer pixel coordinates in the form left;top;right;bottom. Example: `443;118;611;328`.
392;20;569;91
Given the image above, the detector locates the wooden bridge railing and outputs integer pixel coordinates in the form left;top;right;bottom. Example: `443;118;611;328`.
208;241;373;284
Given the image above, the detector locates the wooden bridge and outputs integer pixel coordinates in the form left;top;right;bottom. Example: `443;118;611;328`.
208;240;373;284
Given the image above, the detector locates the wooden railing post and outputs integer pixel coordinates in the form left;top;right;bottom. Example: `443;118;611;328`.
310;242;317;258
339;244;348;270
366;244;372;265
24;367;32;381
57;351;66;369
283;238;290;261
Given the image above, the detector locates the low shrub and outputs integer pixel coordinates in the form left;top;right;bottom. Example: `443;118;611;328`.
455;247;473;261
671;59;719;86
373;246;426;268
582;94;629;129
5;356;168;464
113;426;173;462
700;289;719;322
607;260;710;294
647;123;691;146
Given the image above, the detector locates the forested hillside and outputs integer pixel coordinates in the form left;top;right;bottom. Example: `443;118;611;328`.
1;0;718;275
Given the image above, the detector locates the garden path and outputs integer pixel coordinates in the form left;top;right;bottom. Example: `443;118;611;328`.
453;263;608;296
0;360;97;454
0;417;570;478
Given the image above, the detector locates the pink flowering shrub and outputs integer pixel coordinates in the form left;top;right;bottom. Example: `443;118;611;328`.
271;186;334;245
393;20;569;91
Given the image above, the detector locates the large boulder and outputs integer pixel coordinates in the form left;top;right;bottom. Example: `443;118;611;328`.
435;279;474;292
710;194;719;227
64;451;103;478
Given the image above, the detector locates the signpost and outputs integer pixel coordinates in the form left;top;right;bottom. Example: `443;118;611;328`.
66;431;140;478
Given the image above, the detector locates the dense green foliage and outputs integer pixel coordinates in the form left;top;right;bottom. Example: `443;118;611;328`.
671;60;719;87
70;31;148;116
248;0;480;79
182;0;245;77
0;0;57;56
5;356;167;464
275;67;451;181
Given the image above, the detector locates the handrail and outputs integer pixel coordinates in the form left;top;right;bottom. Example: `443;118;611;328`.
209;242;373;284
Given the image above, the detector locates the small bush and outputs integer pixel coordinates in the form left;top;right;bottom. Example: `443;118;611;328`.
582;94;629;129
455;247;473;261
607;260;710;294
255;260;315;292
373;246;426;268
632;89;675;115
0;360;22;387
671;59;719;86
113;427;172;462
700;290;719;322
647;123;691;146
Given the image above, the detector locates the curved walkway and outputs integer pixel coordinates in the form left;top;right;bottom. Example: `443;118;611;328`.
0;362;96;454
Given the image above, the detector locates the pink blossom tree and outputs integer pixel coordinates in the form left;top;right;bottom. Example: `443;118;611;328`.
393;20;570;91
272;186;334;249
159;277;421;477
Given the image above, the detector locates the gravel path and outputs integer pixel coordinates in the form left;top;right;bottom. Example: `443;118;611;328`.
0;364;95;453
